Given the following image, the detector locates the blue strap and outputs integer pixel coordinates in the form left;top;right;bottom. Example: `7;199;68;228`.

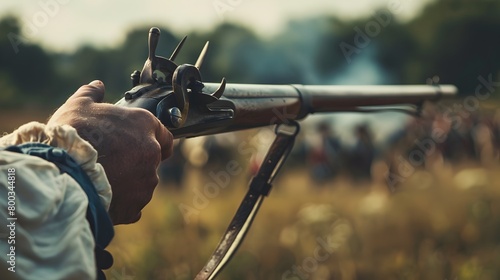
4;143;114;278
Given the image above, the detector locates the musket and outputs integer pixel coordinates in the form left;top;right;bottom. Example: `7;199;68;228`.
116;27;456;138
115;27;457;280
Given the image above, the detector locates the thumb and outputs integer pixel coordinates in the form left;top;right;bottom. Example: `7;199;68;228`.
69;80;106;103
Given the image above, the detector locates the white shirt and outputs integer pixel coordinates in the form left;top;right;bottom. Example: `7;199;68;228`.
0;122;112;280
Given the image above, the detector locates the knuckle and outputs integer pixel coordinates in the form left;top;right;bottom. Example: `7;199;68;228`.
144;171;159;188
151;175;159;187
130;108;157;123
142;140;162;163
163;137;174;159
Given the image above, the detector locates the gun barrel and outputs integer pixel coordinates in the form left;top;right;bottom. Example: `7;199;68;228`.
182;83;457;138
296;84;457;113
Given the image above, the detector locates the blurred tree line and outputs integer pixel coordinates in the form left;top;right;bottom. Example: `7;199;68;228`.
0;0;499;109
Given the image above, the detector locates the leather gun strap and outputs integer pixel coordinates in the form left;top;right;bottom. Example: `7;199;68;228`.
194;122;300;280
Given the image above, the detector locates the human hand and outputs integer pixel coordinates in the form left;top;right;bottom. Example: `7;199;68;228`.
48;80;173;225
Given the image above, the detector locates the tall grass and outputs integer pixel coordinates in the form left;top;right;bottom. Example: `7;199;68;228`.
107;164;500;280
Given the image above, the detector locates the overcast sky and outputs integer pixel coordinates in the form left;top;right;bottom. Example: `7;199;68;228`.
1;0;432;52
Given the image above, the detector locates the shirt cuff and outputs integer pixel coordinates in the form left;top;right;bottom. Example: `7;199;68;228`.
0;121;112;211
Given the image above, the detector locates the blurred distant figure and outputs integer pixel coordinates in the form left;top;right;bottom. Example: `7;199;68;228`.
493;110;500;159
383;118;422;189
308;122;341;183
472;116;498;165
349;124;375;183
203;135;235;170
442;116;477;163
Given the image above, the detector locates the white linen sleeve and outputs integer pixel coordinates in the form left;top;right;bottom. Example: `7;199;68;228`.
0;151;96;280
0;121;113;279
0;121;112;210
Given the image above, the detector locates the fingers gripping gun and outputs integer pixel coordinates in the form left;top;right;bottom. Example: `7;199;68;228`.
115;27;457;279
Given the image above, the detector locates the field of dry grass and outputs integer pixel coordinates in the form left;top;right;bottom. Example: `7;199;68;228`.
2;109;499;280
107;163;500;280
